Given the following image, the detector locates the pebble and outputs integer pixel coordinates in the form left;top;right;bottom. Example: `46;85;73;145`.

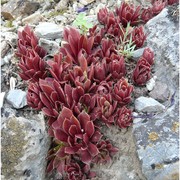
39;38;60;55
35;22;64;40
6;90;27;109
132;47;145;60
146;76;157;91
149;81;170;102
1;41;10;58
22;12;44;25
79;0;95;6
135;96;165;113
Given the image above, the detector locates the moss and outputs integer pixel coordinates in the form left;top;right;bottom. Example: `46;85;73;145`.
4;20;14;28
1;117;27;179
47;9;67;18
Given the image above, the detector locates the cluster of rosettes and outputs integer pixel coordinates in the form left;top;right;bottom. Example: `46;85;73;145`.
16;1;177;179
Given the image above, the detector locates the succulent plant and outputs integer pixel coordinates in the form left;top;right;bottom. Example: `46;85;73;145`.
116;2;141;27
52;107;102;164
133;57;151;86
15;1;170;178
115;106;133;129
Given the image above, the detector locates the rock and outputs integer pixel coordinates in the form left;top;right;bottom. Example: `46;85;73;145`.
89;9;95;15
1;53;13;66
133;6;179;180
6;90;27;109
107;0;115;7
95;3;106;14
132;47;145;60
79;0;95;5
55;15;67;23
35;22;64;40
1;115;50;180
55;0;69;11
1;0;40;19
39;38;60;55
22;12;44;25
135;96;165;113
146;76;157;91
1;32;18;48
149;81;170;102
1;41;10;58
0;92;6;108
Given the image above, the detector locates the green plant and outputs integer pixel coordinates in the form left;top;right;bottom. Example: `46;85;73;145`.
73;13;93;34
118;22;136;58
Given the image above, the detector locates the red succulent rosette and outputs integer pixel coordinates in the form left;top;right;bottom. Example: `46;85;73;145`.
132;57;151;86
109;53;126;80
142;47;154;65
116;2;141;27
113;77;133;106
115;107;133;129
97;7;109;24
47;53;72;83
141;8;153;23
168;0;179;5
132;26;146;48
65;162;96;180
152;0;167;15
52;107;102;165
16;25;47;58
93;140;118;164
96;94;117;125
60;27;94;64
27;82;43;110
18;49;47;82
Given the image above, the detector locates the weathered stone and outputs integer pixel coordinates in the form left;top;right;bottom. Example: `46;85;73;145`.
55;15;67;23
79;0;95;5
133;6;179;180
135;96;165;113
149;81;170;102
22;12;44;25
1;32;18;48
55;0;69;11
1;0;40;19
1;115;50;180
6;90;27;109
35;22;63;39
1;41;10;58
39;38;60;55
146;76;157;91
132;47;145;60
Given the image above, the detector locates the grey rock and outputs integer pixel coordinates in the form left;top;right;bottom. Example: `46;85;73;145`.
149;81;170;102
79;0;95;5
146;76;157;91
1;32;18;48
55;15;67;23
133;6;179;180
22;12;44;25
132;47;145;60
55;0;69;11
135;96;165;113
1;53;13;66
35;22;63;40
39;38;60;55
6;90;27;109
1;115;50;180
1;0;40;19
1;41;10;58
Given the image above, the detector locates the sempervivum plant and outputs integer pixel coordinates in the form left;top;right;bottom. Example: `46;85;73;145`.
15;1;174;179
